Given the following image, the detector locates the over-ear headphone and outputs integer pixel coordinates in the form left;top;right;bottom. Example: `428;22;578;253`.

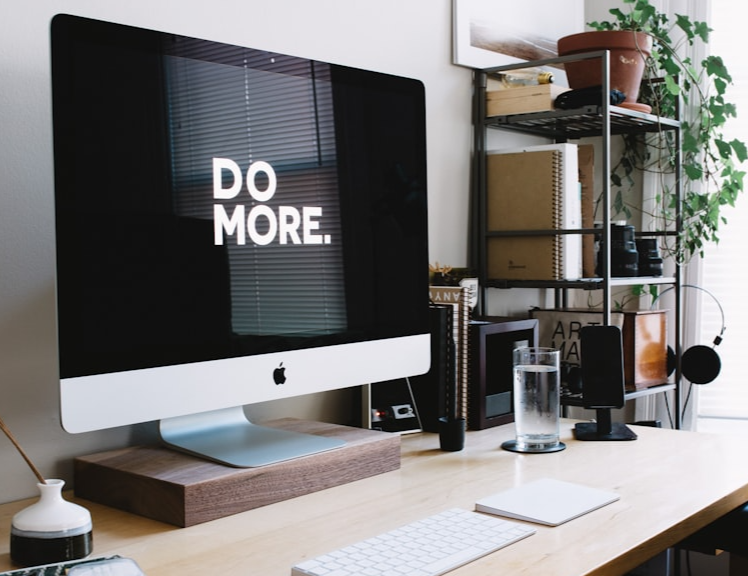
653;285;726;385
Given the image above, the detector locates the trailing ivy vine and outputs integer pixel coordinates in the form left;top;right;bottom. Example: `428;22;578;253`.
589;0;746;262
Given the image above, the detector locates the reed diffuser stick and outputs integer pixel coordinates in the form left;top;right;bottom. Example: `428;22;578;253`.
0;415;46;484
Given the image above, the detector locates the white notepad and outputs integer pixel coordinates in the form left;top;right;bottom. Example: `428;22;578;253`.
475;478;619;526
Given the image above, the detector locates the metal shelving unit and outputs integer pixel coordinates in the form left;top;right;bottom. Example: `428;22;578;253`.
470;51;683;427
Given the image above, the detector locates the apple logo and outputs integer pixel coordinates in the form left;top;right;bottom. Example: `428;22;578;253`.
273;362;286;385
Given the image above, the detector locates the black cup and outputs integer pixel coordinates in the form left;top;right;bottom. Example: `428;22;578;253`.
438;417;466;451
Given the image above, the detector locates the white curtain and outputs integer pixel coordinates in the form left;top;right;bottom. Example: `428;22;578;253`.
642;0;710;430
693;0;748;433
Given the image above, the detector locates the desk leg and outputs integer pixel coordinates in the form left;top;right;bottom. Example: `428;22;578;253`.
730;553;748;576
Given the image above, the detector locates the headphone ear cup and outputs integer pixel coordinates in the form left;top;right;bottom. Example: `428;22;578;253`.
681;345;721;384
667;345;677;377
566;365;582;395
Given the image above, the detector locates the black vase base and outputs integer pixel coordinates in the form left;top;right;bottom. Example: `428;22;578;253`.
10;531;93;567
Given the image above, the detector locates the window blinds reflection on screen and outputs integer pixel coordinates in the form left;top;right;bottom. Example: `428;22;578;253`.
165;47;346;337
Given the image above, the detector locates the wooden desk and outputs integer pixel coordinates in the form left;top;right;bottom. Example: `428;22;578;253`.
2;420;748;576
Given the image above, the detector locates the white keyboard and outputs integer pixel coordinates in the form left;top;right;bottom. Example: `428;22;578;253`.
291;508;535;576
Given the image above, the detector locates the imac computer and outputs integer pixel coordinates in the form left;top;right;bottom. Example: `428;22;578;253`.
50;14;431;467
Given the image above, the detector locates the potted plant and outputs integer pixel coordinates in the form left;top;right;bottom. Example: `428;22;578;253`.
558;29;652;112
560;0;746;263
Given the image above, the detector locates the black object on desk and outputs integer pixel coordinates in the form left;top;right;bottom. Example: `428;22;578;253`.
438;306;465;451
574;325;637;441
467;317;538;430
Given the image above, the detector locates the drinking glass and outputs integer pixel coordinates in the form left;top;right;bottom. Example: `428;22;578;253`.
502;347;565;453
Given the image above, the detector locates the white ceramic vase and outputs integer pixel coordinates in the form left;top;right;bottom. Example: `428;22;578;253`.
10;479;93;567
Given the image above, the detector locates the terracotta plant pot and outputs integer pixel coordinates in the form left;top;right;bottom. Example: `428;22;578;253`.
557;31;652;113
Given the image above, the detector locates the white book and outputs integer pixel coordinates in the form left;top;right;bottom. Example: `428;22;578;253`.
487;143;583;279
475;478;619;526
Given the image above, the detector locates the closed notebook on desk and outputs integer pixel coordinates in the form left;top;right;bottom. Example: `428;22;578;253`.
487;146;581;280
475;478;619;526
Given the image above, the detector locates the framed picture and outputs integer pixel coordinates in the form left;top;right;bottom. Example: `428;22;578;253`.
468;317;538;430
452;0;585;69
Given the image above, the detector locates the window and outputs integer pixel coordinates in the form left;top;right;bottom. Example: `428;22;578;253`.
694;0;748;433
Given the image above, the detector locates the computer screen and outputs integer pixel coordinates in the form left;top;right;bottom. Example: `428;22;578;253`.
50;14;431;466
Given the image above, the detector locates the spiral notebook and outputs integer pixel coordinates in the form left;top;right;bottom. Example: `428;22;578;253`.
475;478;619;526
486;144;581;280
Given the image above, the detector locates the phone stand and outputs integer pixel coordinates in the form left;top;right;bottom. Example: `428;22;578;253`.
574;409;637;441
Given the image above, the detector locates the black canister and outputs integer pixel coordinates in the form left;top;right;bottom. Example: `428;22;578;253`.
597;224;639;277
636;238;664;277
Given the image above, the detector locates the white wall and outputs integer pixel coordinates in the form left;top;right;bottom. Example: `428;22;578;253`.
0;0;596;504
0;0;474;503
